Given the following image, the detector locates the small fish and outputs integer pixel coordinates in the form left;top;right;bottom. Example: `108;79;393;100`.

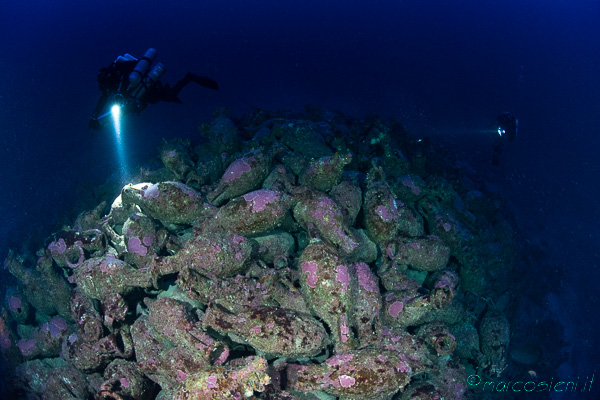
527;370;538;379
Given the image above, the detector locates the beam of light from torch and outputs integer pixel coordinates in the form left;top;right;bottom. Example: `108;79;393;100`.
111;104;129;183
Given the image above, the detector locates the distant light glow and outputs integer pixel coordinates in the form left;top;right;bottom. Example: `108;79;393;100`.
497;128;505;137
111;104;129;182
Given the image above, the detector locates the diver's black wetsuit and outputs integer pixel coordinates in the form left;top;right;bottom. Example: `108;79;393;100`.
90;60;137;127
90;58;218;130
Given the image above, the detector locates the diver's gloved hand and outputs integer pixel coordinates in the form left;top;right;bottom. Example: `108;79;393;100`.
89;117;101;131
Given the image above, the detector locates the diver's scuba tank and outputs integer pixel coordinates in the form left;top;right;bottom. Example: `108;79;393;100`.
128;48;158;89
129;62;166;100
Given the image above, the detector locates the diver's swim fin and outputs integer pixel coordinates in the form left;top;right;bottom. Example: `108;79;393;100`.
190;75;219;91
172;73;219;96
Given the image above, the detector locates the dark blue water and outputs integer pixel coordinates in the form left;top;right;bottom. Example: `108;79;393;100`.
1;0;598;397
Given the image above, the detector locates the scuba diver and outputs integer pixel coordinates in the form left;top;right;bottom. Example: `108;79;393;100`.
89;48;219;130
492;111;518;165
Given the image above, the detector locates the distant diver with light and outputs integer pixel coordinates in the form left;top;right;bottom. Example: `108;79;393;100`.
492;111;518;165
89;48;219;130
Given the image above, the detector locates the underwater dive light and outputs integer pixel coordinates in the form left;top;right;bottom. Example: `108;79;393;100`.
111;104;121;119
